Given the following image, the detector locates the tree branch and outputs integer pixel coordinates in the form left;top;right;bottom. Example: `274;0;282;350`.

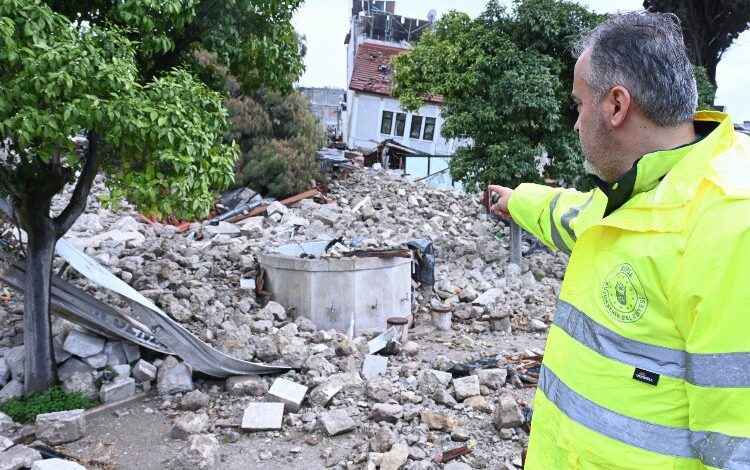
54;130;101;236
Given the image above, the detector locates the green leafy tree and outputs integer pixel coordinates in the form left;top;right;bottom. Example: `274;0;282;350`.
644;0;750;89
49;0;306;93
392;0;603;190
0;0;237;394
694;65;717;110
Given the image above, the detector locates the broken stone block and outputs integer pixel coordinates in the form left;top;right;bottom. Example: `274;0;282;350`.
35;409;86;445
464;396;492;413
472;288;505;306
122;342;141;363
57;358;95;382
181;390;210;411
418;369;452;394
0;445;42;470
132;359;157;382
0;380;24;404
82;353;107;369
266;378;307;413
237;217;264;237
172;433;220;470
472;368;507;390
320;409;356;436
420;409;458;432
241;402;284;431
31;458;86;470
0;436;13;452
103;341;127;365
267;201;288;216
53;338;70;365
226;376;268;397
63;330;105;358
112;364;131;378
204;222;241;237
444;462;473;470
302;354;337;376
452;375;481;401
61;372;98;399
308;381;343;408
362;354;388;379
157;357;194;395
365;376;392;403
380;443;409;470
493;394;524;430
100;377;136;403
370;403;403;423
170;412;210;440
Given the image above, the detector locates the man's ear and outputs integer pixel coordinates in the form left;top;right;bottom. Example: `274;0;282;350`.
601;85;631;128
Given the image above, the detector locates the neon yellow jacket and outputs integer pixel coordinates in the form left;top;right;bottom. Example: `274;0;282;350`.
509;111;750;469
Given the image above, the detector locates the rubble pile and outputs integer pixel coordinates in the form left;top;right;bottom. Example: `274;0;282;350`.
0;169;569;469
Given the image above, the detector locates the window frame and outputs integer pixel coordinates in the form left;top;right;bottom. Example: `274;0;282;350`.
380;110;394;135
394;112;406;137
422;117;436;141
409;115;423;139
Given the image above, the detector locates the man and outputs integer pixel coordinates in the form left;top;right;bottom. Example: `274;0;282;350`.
490;11;750;469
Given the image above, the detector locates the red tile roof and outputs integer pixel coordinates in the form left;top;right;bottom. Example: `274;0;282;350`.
349;42;442;104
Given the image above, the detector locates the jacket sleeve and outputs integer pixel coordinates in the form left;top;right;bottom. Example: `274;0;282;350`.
670;197;750;469
507;183;595;255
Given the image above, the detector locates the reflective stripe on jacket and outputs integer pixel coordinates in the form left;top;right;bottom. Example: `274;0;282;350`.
509;111;750;469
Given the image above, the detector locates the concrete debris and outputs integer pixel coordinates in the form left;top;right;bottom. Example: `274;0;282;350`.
0;412;14;434
0;380;23;404
380;442;409;470
100;377;136;403
133;359;157;382
63;330;106;358
31;459;87;470
452;375;481;401
0;445;42;470
361;354;388;379
35;409;86;445
266;378;308;413
170;412;210;440
370;403;403;423
420;409;458;432
226;376;268;397
320;409;356;436
493;394;525;430
172;433;221;469
157;357;194;395
181;390;210;410
62;372;98;399
241;403;284;431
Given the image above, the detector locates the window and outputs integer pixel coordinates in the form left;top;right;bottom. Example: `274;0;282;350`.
423;117;436;141
410;115;423;139
394;113;406;137
380;111;393;135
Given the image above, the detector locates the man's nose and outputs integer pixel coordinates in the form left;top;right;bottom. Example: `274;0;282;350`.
574;117;580;134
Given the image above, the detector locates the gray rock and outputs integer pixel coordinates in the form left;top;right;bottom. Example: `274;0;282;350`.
61;372;98;399
53;336;72;364
62;330;105;358
241;403;284;431
0;436;12;452
0;380;23;404
157;357;194;395
452;375;481;401
100;377;136;403
370;403;403;423
57;358;95;382
380;443;409;470
302;354;337;376
362;354;388;379
257;301;286;321
82;353;107;369
112;364;131;378
434;388;457;407
266;378;307;413
4;346;24;380
35;409;86;445
365;376;392;403
294;316;316;332
104;341;128;365
472;368;507;390
172;433;220;469
472;288;505;306
444;462;473;470
132;359;157;382
181;390;210;410
418;369;452;394
170;412;210;440
31;458;87;470
226;376;267;397
493;394;524;430
0;445;42;470
0;412;14;434
122;342;141;363
0;358;10;386
308;380;343;408
320;409;356;436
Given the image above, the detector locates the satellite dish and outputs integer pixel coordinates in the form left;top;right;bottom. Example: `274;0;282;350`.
427;9;437;22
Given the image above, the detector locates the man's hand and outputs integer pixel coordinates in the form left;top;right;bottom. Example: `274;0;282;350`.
488;184;513;219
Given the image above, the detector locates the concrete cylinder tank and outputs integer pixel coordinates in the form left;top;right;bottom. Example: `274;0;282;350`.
258;241;412;333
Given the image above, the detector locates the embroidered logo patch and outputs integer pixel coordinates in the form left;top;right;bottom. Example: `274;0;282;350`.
601;263;648;323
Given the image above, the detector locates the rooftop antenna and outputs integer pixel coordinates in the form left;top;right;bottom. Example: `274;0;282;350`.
427;8;437;22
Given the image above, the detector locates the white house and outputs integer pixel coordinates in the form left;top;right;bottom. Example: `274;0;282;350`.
342;2;458;158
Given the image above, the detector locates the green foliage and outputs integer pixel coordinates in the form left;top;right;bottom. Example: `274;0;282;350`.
0;386;98;423
48;0;306;94
0;0;238;219
392;0;603;190
694;65;716;111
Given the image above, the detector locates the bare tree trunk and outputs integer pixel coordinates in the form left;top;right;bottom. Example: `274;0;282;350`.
21;209;58;395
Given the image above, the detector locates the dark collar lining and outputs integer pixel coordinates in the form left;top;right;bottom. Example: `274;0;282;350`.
589;121;718;217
